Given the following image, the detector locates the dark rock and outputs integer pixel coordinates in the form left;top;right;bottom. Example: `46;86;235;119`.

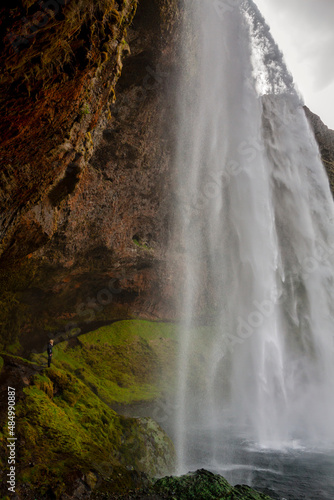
150;469;273;500
0;0;182;354
304;106;334;194
0;0;138;258
94;469;274;499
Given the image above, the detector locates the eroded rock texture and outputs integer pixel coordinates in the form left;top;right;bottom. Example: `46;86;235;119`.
0;0;181;352
0;0;138;256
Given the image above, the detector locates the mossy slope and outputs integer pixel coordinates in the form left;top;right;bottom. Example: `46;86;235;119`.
0;354;175;498
31;320;178;406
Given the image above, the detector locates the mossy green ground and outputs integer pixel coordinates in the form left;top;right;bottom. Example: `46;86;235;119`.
0;321;179;496
0;354;175;497
32;320;178;406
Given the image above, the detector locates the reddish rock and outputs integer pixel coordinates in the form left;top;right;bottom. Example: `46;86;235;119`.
0;0;182;353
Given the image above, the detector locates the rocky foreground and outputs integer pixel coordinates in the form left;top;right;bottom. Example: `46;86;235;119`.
94;469;273;500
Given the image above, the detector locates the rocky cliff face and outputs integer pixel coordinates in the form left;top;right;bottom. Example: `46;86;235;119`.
0;0;138;256
34;0;181;318
0;0;181;353
304;106;334;193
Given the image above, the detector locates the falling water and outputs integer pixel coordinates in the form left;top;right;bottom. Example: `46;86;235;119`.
174;0;334;491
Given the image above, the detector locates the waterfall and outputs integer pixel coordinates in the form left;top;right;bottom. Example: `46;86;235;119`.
174;0;334;474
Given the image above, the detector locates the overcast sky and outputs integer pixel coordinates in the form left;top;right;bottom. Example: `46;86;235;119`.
255;0;334;129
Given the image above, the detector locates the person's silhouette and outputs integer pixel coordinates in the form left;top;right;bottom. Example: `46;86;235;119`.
47;339;53;367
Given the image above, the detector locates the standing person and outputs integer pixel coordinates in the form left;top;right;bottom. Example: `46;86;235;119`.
47;339;54;367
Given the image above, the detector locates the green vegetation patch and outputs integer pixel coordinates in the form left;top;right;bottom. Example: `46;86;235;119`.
4;362;174;497
32;320;178;406
152;469;273;500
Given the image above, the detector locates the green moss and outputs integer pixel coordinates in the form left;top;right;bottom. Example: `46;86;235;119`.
6;339;21;355
33;373;54;398
153;469;232;499
30;319;217;410
0;357;3;373
80;102;91;116
132;238;152;251
32;320;178;406
0;353;40;370
152;469;273;500
5;363;174;496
